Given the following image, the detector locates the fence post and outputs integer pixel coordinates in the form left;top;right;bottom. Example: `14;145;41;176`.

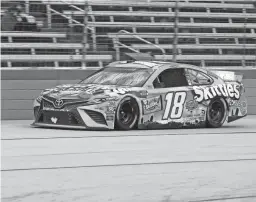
113;37;120;61
172;0;179;62
46;2;52;29
242;6;247;68
92;28;97;51
25;0;29;14
82;0;88;69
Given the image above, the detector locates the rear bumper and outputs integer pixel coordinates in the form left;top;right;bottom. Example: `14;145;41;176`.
227;114;247;123
228;96;247;123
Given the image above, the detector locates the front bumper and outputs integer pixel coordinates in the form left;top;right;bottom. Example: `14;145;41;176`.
33;105;114;130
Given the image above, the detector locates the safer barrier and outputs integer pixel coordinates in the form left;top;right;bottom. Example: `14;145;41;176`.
1;69;256;120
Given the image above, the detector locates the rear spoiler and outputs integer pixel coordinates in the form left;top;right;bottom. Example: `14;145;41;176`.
211;70;243;83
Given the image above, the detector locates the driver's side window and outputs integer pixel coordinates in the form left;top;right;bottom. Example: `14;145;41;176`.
153;68;188;88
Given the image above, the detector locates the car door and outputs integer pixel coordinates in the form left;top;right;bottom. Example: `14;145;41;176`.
140;67;200;128
182;68;215;123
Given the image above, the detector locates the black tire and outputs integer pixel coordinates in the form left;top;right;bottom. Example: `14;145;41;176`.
115;96;139;130
206;97;228;128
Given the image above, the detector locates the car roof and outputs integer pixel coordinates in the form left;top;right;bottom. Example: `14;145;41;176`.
107;60;207;72
106;60;163;69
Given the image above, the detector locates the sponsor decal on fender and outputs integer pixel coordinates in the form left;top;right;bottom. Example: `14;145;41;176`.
184;116;204;124
142;96;162;114
106;106;116;113
106;115;114;121
229;100;247;116
186;109;205;118
229;100;246;108
193;84;240;102
185;100;198;111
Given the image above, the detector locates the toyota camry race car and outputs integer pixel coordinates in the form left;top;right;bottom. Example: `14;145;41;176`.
32;60;247;130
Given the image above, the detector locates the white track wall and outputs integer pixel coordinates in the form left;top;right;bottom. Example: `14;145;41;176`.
1;69;256;120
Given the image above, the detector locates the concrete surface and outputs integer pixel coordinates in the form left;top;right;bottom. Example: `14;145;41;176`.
1;116;256;202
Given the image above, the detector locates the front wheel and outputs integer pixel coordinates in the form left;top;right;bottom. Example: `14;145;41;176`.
206;97;228;128
115;97;139;130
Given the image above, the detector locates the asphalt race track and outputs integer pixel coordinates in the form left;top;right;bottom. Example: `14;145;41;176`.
1;116;256;202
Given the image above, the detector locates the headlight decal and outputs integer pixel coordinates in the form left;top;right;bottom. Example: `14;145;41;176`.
36;95;43;103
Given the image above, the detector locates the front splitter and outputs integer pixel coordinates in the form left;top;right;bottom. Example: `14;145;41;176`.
31;122;87;130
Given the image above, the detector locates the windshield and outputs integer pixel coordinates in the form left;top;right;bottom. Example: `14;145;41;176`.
80;67;154;87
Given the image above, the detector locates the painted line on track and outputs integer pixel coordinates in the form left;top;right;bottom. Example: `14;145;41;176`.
190;195;256;202
2;131;256;141
2;158;256;172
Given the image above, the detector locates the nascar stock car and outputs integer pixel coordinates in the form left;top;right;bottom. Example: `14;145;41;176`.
32;60;247;130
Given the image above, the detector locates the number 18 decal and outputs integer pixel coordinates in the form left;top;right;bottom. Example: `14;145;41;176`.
163;91;187;120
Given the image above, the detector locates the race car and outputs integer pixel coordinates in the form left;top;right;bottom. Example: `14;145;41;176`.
32;60;247;130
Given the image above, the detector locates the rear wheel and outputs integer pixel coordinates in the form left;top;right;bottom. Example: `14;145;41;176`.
115;97;139;130
206;97;227;128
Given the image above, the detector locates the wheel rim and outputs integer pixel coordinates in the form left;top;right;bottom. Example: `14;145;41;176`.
119;100;137;126
209;100;225;124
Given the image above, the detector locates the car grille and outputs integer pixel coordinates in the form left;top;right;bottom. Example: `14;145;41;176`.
42;98;88;110
85;110;107;125
38;110;84;126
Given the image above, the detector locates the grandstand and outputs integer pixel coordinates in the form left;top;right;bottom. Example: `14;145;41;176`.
1;0;256;69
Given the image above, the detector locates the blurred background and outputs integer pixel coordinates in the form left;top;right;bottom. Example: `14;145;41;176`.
1;0;256;69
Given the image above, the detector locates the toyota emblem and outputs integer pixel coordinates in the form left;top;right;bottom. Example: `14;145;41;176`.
55;99;64;108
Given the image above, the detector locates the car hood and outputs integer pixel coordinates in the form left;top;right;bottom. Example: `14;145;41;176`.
41;83;145;100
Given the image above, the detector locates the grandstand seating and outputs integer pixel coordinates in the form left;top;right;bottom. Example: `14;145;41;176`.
1;0;256;69
1;31;112;69
1;32;66;42
43;0;256;68
63;10;256;20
